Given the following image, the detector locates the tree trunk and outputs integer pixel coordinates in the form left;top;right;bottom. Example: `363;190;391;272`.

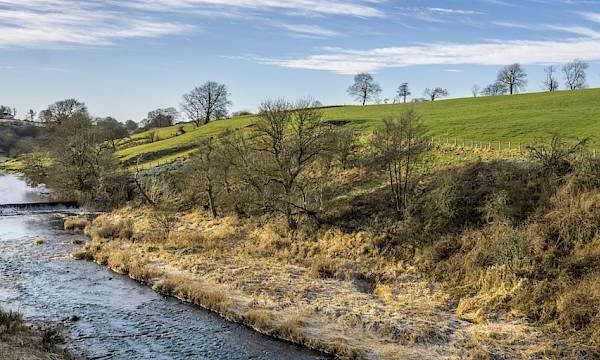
284;187;297;230
207;185;217;218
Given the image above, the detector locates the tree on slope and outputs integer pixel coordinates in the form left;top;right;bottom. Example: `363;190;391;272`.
348;73;382;106
39;99;88;124
182;81;232;126
543;65;559;92
496;63;527;95
563;59;588;90
481;82;508;96
143;108;178;129
424;87;448;101
397;83;411;104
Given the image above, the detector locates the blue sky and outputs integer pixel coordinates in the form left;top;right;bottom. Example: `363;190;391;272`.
1;0;600;122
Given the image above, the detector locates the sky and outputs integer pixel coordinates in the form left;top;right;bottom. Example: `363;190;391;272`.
1;0;600;122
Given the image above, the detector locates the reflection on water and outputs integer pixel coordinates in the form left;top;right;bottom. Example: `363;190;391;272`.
0;174;326;360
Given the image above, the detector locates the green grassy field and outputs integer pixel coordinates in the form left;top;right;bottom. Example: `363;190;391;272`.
118;89;599;167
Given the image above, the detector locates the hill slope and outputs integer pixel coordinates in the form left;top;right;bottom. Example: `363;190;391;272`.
118;89;600;166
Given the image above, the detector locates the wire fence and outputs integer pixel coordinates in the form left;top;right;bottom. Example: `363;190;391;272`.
430;136;598;158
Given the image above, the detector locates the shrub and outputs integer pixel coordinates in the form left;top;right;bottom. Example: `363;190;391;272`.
527;134;588;176
0;308;22;334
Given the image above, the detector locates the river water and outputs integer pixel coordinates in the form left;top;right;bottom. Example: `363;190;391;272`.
0;173;326;360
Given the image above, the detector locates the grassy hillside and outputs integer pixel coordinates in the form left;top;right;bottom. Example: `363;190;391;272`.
118;89;600;167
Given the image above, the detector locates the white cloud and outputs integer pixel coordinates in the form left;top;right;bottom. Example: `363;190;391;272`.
493;21;600;38
0;0;381;48
547;25;600;38
0;1;194;48
427;7;483;15
260;38;600;74
126;0;384;17
492;21;535;30
580;11;600;23
275;23;340;38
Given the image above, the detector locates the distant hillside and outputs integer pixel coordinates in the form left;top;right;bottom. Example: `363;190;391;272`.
116;89;600;167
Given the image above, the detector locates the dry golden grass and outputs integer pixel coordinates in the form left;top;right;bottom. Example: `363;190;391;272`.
63;216;89;234
75;205;581;360
71;156;600;358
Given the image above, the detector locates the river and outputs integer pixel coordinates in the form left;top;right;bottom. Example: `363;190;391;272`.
0;173;326;360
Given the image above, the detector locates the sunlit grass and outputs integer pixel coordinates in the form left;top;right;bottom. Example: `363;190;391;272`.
122;89;600;167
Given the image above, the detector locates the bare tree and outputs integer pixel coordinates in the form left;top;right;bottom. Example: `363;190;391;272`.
42;113;128;209
543;65;559;92
96;117;128;149
472;85;481;98
332;127;357;170
231;98;331;230
182;81;232;126
424;87;449;101
371;108;428;215
39;99;88;124
481;82;508;96
184;137;221;218
125;120;138;133
348;73;382;106
27;109;36;122
497;63;527;95
397;83;411;104
563;59;589;90
143;108;178;128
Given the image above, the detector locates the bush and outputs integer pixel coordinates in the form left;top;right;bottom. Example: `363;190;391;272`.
0;308;22;334
527;135;588;176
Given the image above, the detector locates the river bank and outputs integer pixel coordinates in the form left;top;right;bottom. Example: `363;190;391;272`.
0;173;75;360
74;206;575;360
0;174;325;359
0;308;76;360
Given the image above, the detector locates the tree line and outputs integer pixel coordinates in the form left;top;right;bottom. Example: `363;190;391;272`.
22;95;429;229
4;58;592;139
347;59;591;105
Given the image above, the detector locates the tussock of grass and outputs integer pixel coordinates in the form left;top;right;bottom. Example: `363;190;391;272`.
63;217;89;234
0;308;22;334
0;308;75;360
86;216;133;241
